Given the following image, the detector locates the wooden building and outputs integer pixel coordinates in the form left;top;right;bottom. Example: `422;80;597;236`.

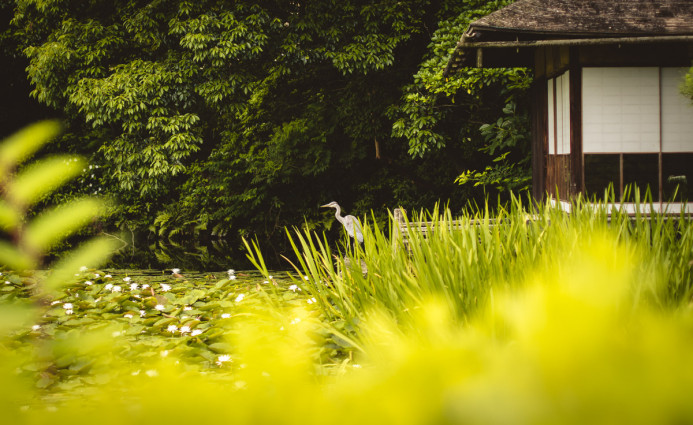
446;0;693;212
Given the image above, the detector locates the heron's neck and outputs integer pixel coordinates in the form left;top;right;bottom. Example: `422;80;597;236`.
334;205;342;220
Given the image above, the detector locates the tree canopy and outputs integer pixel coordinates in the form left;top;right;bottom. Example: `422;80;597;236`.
8;0;531;264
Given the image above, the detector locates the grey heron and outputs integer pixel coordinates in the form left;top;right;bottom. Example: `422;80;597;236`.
321;202;364;244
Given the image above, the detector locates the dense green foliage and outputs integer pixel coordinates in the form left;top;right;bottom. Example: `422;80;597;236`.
7;0;531;265
389;0;532;191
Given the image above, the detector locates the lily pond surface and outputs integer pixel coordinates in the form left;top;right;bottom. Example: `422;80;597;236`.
5;267;327;403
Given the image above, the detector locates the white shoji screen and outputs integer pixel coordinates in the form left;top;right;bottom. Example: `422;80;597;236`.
582;67;660;153
661;67;693;152
547;71;571;155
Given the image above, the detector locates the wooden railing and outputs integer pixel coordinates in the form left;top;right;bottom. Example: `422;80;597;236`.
392;208;500;242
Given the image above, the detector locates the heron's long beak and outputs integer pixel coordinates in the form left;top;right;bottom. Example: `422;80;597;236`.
320;203;331;208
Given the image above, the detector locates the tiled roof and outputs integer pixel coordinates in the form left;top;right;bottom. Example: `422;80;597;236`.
469;0;693;39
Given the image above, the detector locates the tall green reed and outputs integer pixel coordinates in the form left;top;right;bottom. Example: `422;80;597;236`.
283;194;692;343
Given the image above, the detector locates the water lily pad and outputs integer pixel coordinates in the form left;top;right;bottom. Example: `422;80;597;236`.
208;342;232;353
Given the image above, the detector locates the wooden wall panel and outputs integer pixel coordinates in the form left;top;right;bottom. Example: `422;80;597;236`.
546;155;571;199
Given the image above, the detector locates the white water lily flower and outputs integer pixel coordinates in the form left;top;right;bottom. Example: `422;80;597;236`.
65;309;74;315
235;294;245;302
124;313;134;319
216;354;231;365
94;273;100;278
5;281;10;285
130;283;138;291
227;269;235;277
85;281;93;286
32;325;41;331
155;304;165;311
50;301;61;306
140;310;146;317
62;303;73;310
229;275;237;280
79;266;88;272
160;283;171;292
161;350;169;357
307;297;317;304
288;284;298;292
104;274;112;278
171;268;181;274
104;283;113;291
221;313;231;319
166;325;177;333
112;285;122;292
180;325;191;334
123;276;131;282
191;329;203;336
142;283;150;289
183;306;192;311
303;275;309;281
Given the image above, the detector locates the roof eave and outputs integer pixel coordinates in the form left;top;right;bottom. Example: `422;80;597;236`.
445;34;693;75
465;24;674;40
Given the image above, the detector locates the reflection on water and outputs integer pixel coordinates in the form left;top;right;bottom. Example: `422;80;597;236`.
104;237;254;271
99;268;274;282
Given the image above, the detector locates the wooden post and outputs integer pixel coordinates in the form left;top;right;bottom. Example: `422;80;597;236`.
569;47;583;197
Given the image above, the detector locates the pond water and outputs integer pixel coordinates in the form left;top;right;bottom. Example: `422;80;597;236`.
99;268;280;283
103;237;257;272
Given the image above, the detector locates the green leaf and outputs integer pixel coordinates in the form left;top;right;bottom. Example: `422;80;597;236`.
0;240;34;271
0;121;61;176
0;201;20;232
208;342;232;353
8;155;86;207
24;198;106;253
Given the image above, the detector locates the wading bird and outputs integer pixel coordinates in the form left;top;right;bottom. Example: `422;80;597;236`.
321;202;363;243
